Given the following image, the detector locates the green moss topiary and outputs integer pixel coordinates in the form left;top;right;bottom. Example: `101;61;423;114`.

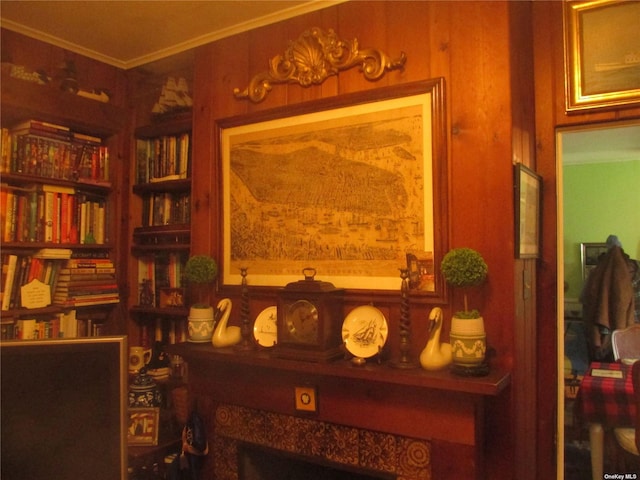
440;248;488;318
184;255;218;307
184;255;218;285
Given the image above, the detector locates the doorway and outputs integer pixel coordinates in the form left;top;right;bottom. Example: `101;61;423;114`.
556;120;640;479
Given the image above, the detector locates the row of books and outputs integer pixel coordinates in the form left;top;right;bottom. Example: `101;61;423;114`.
53;257;119;307
1;249;72;311
1;251;120;311
1;120;110;184
141;191;190;227
136;133;191;184
1;183;108;245
137;252;186;307
1;310;106;340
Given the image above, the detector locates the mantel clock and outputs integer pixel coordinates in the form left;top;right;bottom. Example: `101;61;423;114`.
275;268;345;362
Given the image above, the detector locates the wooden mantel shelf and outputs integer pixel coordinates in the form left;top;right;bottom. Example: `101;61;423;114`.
167;342;510;397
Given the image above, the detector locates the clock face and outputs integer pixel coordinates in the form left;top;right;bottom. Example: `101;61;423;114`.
286;300;319;344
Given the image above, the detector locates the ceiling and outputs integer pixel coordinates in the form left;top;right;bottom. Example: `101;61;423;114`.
2;0;639;164
0;0;344;70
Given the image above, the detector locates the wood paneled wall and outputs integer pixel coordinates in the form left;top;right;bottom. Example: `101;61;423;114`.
189;2;539;478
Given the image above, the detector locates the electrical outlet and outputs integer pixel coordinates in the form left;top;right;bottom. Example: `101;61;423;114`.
294;386;317;412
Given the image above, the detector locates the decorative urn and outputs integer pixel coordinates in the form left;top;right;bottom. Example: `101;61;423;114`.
128;367;162;408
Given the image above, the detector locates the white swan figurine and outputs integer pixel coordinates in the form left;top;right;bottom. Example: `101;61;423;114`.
419;307;452;370
211;298;241;348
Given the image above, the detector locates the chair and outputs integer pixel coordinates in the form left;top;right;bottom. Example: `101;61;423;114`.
612;359;640;468
611;324;640;361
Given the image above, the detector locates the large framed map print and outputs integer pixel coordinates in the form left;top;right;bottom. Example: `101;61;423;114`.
217;79;448;296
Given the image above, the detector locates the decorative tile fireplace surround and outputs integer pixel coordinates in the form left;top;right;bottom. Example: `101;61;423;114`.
213;404;431;480
169;345;510;480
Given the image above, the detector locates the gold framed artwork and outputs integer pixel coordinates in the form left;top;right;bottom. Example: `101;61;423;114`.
563;0;640;112
217;79;448;297
127;407;160;446
514;164;542;259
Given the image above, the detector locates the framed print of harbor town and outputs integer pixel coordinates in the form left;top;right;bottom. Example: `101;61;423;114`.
563;0;640;112
218;79;448;296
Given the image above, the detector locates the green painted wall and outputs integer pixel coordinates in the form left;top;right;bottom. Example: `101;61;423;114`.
563;160;640;300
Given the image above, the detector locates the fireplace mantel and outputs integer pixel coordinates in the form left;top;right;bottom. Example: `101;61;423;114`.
168;343;510;479
169;343;509;396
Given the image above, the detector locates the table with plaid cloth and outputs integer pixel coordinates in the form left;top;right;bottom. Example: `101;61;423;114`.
577;361;637;480
579;361;636;427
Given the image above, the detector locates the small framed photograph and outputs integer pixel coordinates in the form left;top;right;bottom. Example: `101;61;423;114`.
159;287;185;308
406;252;435;292
563;0;640;112
514;164;542;259
127;408;160;446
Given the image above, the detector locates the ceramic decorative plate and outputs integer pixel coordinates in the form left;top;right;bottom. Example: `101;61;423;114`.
253;306;278;347
341;305;388;358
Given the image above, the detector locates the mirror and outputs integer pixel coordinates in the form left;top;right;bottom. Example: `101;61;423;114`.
557;120;640;480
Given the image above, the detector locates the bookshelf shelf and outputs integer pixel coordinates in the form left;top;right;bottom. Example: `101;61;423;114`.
130;305;190;317
1;173;112;195
1;73;124;136
133;178;191;195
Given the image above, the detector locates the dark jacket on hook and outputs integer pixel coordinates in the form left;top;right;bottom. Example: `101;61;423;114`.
581;245;635;360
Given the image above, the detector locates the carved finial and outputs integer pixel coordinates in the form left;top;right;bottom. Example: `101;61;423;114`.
234;27;406;103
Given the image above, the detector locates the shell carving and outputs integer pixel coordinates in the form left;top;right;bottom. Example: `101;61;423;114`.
235;27;406;103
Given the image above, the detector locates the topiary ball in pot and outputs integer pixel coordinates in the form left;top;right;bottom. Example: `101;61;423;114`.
184;255;218;343
184;255;218;306
440;247;488;318
440;247;488;372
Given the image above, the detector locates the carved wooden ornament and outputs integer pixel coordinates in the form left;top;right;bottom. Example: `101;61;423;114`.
233;27;407;103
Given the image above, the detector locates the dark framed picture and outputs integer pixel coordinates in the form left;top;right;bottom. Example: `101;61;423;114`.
514;164;541;259
580;242;608;281
563;0;640;112
217;79;448;299
127;408;159;446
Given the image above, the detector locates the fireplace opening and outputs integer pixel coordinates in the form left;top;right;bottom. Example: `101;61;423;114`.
239;444;396;480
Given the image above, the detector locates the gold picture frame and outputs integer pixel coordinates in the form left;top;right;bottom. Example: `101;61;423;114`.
217;79;448;297
127;407;160;446
563;0;640;112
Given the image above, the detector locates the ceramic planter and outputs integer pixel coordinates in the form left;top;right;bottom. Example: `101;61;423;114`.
188;306;215;342
449;316;486;367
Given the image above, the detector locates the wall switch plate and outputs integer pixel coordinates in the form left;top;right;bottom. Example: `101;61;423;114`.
294;386;317;412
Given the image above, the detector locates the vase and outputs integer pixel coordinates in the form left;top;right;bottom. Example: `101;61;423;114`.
128;368;162;407
187;305;215;342
449;316;486;369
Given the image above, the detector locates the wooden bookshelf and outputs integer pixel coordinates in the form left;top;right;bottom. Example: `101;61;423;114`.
127;108;193;347
1;66;126;340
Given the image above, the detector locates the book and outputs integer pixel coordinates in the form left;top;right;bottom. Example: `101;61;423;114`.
65;258;114;267
4;190;17;242
55;296;120;308
59;310;78;338
11;119;70;134
34;248;73;259
1;254;18;310
55;285;119;295
59;267;116;275
56;272;116;282
15;318;37;340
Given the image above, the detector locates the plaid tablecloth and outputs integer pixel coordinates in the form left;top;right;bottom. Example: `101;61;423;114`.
578;361;636;427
